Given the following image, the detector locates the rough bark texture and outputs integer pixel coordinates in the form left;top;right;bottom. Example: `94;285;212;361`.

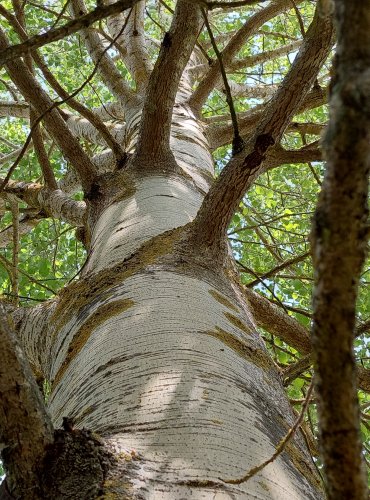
311;0;370;498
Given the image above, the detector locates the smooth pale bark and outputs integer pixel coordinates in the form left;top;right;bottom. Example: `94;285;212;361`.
14;94;325;499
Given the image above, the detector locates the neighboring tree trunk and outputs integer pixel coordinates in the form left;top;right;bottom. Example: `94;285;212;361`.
311;1;370;498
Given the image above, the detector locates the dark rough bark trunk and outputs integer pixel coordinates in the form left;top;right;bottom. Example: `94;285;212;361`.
311;1;370;498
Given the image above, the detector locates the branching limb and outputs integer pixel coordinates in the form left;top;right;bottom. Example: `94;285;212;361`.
188;0;300;113
189;7;333;253
310;1;370;496
0;5;125;164
0;305;53;499
70;0;137;108
134;0;202;165
0;29;97;193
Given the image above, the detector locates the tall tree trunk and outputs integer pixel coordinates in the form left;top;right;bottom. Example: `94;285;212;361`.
14;103;324;499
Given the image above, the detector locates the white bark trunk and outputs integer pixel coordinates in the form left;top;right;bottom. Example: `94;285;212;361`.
14;97;323;499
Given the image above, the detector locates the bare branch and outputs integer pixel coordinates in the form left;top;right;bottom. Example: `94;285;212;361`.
0;28;97;193
0;5;125;163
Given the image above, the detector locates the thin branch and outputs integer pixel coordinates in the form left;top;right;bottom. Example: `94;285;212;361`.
221;381;314;484
0;253;57;294
188;0;300;113
10;197;20;306
246;250;310;287
201;8;243;154
0;0;140;66
290;0;305;37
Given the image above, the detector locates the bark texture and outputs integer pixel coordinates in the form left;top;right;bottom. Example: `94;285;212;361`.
311;0;370;498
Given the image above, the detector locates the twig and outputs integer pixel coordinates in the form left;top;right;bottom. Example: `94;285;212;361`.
221;381;314;484
201;8;243;154
9;196;20;306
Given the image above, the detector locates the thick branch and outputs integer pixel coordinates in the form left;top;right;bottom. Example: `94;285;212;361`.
190;7;333;252
134;0;202;165
310;1;370;497
244;287;311;354
1;178;86;226
0;306;53;499
264;143;322;169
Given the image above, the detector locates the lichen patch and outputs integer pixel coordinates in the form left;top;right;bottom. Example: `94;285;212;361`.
52;299;134;388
